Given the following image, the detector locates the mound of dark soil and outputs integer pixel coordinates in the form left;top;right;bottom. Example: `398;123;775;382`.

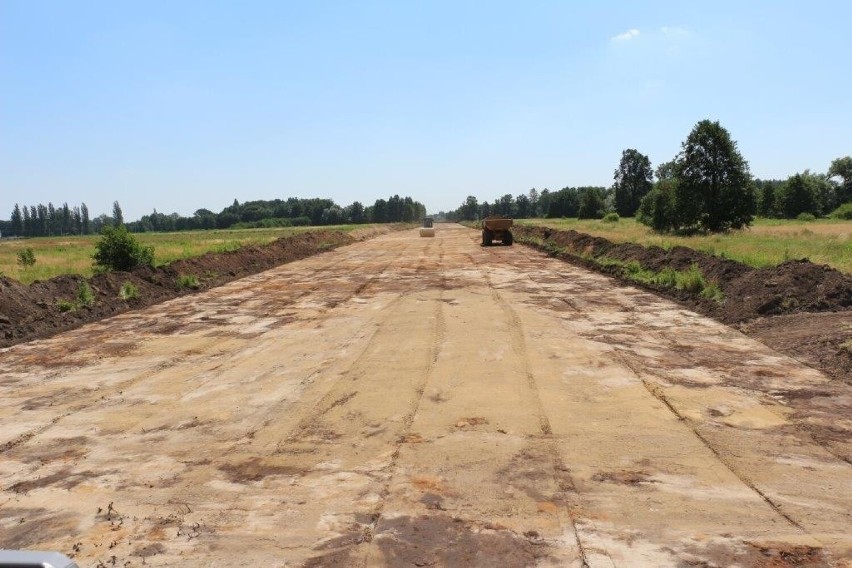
0;228;391;349
518;225;852;323
515;225;852;381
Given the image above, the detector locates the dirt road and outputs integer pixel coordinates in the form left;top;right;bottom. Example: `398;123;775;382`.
1;225;850;567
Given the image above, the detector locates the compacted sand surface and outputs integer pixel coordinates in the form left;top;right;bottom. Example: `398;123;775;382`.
1;225;850;567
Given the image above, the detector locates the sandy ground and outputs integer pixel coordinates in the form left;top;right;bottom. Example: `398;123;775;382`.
1;224;850;567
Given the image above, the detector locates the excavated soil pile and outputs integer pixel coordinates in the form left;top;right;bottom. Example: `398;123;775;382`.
515;225;852;381
0;229;367;348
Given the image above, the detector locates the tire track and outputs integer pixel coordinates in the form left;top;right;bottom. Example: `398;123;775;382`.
485;238;826;544
362;287;447;537
613;351;812;534
470;246;595;567
0;242;413;461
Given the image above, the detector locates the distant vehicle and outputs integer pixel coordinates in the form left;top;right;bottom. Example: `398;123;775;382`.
420;217;436;237
481;216;513;246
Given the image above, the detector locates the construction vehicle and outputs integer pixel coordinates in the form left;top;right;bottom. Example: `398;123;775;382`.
481;216;513;246
420;217;435;237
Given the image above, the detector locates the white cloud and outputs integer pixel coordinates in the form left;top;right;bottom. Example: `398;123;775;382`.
611;29;640;42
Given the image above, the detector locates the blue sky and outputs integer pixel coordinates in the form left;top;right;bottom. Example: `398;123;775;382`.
2;1;850;219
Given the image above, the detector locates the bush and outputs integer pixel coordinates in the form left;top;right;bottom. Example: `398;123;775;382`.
177;273;200;289
601;212;620;223
701;282;725;303
676;264;706;293
796;212;816;222
830;202;852;220
93;225;154;271
119;281;139;300
17;248;36;267
56;299;76;312
77;281;95;307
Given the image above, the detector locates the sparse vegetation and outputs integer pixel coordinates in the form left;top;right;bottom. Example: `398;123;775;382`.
55;280;96;312
17;248;36;268
532;242;725;303
77;281;95;307
177;273;200;289
701;282;725;303
119;281;139;301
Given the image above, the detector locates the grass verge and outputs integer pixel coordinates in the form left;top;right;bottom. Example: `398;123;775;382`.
0;224;370;284
519;217;852;274
520;234;725;303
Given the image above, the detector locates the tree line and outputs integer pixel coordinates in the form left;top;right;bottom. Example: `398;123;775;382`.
6;202;93;237
2;195;427;237
444;185;614;222
444;119;852;233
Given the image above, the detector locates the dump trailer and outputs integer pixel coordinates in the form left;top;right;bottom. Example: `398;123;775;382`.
481;217;513;246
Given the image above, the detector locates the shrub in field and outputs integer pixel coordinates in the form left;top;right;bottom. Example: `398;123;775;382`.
830;202;852;220
17;248;36;268
796;212;816;222
93;225;154;271
177;273;200;289
77;281;95;307
601;212;620;223
56;299;76;312
119;281;139;300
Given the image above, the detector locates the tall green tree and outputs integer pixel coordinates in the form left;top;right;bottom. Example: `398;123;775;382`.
637;178;677;232
61;202;71;234
23;206;32;236
72;206;82;234
613;149;653;217
349;201;365;223
47;202;56;235
497;194;515;216
112;201;124;226
11;204;23;236
578;188;605;219
515;193;531;218
673;120;755;232
778;173;820;218
81;203;91;234
828;156;852;204
528;188;539;216
461;195;479;220
755;179;783;217
655;160;676;181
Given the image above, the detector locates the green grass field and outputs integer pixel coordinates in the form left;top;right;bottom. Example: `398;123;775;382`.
0;225;361;284
519;217;852;274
